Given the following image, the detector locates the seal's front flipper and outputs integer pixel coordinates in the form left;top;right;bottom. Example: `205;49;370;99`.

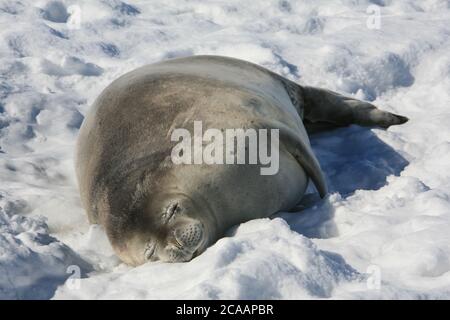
277;125;328;198
301;86;408;132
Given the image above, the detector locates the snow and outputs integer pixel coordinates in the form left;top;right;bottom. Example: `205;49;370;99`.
1;0;450;299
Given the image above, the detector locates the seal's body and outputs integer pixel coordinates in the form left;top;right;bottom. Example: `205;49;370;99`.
76;56;407;265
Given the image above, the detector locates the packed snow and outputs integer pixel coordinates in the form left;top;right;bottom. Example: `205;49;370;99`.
1;0;450;299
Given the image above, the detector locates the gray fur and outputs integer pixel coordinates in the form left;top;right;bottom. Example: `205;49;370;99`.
76;55;407;265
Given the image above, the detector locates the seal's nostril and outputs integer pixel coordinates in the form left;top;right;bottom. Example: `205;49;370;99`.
174;222;204;252
173;236;183;250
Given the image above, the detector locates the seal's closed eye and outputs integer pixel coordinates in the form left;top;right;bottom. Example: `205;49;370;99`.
144;241;156;260
162;202;181;224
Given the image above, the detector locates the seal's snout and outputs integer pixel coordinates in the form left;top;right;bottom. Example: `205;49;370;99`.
173;221;204;253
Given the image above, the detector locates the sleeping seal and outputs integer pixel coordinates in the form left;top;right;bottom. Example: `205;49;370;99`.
75;55;408;265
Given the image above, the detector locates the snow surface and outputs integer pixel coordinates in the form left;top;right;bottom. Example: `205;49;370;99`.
1;0;450;299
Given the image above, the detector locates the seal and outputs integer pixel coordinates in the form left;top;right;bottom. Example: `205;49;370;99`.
76;55;408;265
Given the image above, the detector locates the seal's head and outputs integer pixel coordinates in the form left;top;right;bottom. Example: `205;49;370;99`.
106;191;216;266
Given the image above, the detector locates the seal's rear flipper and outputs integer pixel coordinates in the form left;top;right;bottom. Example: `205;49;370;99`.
300;86;409;132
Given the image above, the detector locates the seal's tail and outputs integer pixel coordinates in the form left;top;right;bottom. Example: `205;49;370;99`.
300;86;409;134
